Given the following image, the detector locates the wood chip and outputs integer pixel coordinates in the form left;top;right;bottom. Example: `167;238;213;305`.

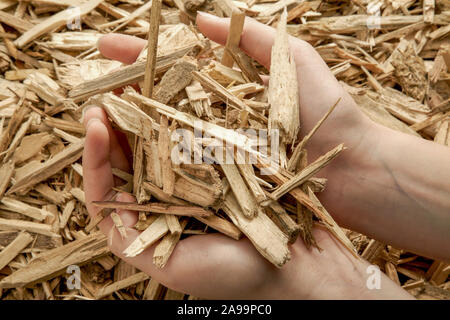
268;8;300;166
221;8;245;68
153;219;187;268
92;201;212;218
154;56;198;104
0;232;33;271
0;232;108;289
14;0;104;49
222;187;290;268
8;140;84;194
1;197;48;221
271;144;345;200
123;215;169;257
0;161;14;199
95;272;149;299
287;98;340;172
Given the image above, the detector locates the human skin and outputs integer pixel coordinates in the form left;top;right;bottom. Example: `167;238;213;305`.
82;13;449;299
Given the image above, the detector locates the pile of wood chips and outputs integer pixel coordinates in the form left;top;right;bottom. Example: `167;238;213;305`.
0;0;448;300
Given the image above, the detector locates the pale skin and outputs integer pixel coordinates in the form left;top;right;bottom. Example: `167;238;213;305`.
82;12;450;299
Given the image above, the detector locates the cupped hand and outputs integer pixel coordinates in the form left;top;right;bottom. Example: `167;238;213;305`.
82;14;410;299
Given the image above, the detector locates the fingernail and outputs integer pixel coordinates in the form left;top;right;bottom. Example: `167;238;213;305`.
96;35;105;51
83;104;98;113
81;105;99;126
86;117;102;130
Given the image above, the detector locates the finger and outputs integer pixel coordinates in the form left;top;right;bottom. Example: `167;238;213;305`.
82;106;130;173
94;29;278;297
80;114;271;297
114;130;133;169
196;11;330;72
107;222;356;299
83;117;116;217
98;33;146;64
197;11;362;148
82;116;137;234
106;227;274;299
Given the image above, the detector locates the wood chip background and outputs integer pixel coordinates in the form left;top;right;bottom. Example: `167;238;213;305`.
0;0;449;300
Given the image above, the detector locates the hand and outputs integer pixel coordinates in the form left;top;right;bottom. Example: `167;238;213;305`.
82;14;415;299
196;13;450;262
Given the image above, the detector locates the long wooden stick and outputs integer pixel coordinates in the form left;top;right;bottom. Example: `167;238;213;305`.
254;161;359;259
287;98;341;172
143;0;162;99
92;201;212;217
221;8;245;68
69;44;198;102
268;8;300;168
271;144;345;200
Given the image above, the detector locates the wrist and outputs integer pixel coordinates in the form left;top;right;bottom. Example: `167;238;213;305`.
279;229;414;300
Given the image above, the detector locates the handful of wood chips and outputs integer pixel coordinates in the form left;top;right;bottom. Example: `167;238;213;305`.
82;6;356;269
